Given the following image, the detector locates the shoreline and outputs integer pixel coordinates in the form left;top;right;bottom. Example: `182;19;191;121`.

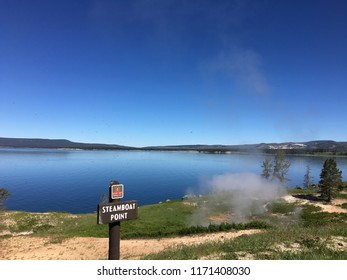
1;146;347;157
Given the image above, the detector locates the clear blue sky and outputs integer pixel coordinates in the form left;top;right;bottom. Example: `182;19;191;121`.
1;0;346;147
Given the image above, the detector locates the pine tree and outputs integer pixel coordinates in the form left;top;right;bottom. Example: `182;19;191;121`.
319;159;342;202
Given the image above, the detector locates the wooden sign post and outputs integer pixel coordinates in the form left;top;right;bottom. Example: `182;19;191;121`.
97;180;138;260
108;180;120;260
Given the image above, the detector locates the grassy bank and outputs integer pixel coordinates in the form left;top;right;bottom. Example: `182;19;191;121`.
0;199;269;240
144;224;347;260
1;200;195;240
1;188;347;259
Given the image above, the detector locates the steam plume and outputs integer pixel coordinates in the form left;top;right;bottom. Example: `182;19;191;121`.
188;172;286;225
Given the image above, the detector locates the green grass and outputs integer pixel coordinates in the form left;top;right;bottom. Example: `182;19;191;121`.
177;220;270;236
121;200;195;238
267;202;297;214
142;200;347;260
0;200;274;240
300;204;347;227
0;211;106;241
1;201;269;241
144;222;347;260
1;200;196;239
336;193;347;199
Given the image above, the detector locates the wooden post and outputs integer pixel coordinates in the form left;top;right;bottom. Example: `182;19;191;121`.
108;180;121;260
97;181;137;260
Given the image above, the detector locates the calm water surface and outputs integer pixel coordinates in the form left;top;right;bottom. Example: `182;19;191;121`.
1;148;346;213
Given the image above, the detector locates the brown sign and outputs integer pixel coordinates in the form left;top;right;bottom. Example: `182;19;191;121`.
97;200;138;224
111;184;124;199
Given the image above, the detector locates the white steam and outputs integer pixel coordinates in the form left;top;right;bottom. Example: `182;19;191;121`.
188;172;286;225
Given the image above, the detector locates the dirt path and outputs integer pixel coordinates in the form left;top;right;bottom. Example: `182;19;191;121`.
282;195;347;213
0;229;261;260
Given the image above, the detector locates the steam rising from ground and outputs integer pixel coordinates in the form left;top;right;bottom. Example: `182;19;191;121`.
187;172;287;225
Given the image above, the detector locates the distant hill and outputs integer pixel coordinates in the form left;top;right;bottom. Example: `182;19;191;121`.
0;137;134;150
1;137;346;155
144;140;347;155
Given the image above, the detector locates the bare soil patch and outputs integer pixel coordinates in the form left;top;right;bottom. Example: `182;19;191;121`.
0;229;261;260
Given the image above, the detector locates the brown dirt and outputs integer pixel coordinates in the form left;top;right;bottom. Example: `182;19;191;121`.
0;229;262;260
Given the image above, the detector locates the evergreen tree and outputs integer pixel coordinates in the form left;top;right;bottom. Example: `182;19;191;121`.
319;159;342;202
303;164;314;189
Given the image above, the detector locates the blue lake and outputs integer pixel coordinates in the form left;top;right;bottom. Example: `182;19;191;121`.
1;148;346;213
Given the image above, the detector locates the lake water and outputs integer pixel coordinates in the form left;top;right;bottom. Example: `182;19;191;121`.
1;148;346;213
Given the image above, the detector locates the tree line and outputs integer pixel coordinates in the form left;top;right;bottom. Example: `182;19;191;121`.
261;151;343;202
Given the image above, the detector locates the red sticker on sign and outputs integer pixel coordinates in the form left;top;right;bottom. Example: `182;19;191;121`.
111;184;124;199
